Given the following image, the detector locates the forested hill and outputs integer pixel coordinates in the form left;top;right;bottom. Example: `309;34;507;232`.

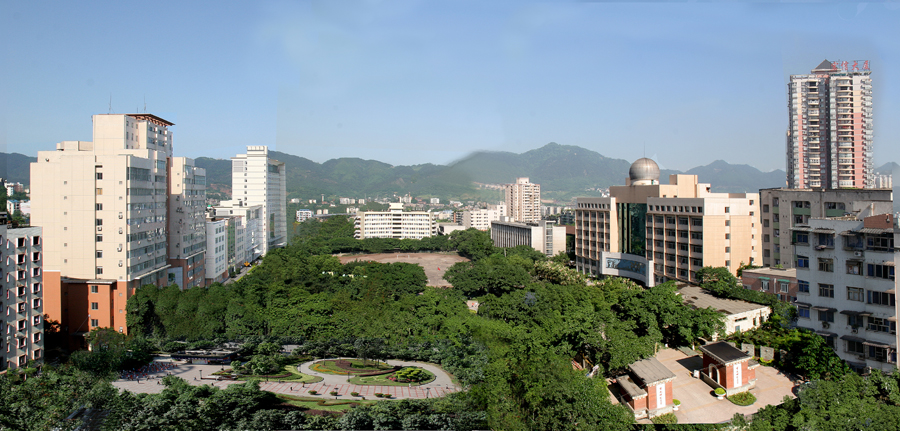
195;143;790;202
0;152;37;184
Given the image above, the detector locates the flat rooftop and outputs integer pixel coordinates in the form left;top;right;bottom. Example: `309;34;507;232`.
741;267;796;279
677;284;769;315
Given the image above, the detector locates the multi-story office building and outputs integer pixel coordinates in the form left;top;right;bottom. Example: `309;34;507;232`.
461;204;506;231
355;203;436;240
791;213;897;372
787;60;874;189
211;204;263;264
167;157;207;289
575;158;758;286
1;226;44;371
505;177;541;223
490;219;566;257
32;114;187;339
205;218;229;284
227;146;286;255
759;188;891;268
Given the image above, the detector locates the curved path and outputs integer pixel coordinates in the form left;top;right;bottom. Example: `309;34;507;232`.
113;358;461;400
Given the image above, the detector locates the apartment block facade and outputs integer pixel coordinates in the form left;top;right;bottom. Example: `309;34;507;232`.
227;146;286;255
758;188;891;268
1;227;44;371
167;157;207;289
211;204;263;264
461;204;506;230
505;178;541;223
791;213;897;372
355;203;436;240
786;59;873;189
575;159;758;286
490;219;566;257
205;218;229;284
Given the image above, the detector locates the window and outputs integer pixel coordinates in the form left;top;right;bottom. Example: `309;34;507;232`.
90;319;99;327
818;310;834;323
96;267;103;275
869;346;891;363
847;314;864;328
847;287;864;302
96;250;103;258
818;258;834;272
761;280;769;291
867;290;895;307
797;256;809;268
867;317;895;334
847;261;862;275
32;283;40;293
867;264;895;280
725;207;730;213
96;188;103;195
763;204;769;213
794;233;808;244
780;282;789;293
96;172;103;180
91;302;99;310
96;235;103;242
818;284;834;298
96;203;103;211
91;285;98;293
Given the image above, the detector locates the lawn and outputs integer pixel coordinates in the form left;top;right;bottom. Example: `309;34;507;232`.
276;394;378;412
237;364;323;383
348;367;436;386
310;359;393;376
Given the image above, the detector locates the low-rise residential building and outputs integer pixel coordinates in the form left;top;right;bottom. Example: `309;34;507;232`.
1;226;44;371
677;284;771;337
355;203;436;240
296;209;313;223
491;219;566;257
791;212;898;372
6;200;31;216
741;267;798;303
461;204;506;230
700;341;758;395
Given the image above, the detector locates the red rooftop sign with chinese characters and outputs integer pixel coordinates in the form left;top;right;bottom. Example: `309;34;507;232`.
831;60;870;72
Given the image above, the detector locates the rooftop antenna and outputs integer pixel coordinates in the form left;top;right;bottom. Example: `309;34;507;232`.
108;94;112;114
143;95;147;113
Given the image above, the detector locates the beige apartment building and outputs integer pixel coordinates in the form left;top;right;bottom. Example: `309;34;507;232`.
461;204;506;230
575;158;758;286
31;113;205;340
167;157;207;288
505;177;541;223
758;188;891;268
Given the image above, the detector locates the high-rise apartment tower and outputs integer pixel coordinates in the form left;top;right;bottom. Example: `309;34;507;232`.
787;59;873;189
505;177;541;223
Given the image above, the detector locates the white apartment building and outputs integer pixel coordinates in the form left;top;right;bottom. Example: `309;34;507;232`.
576;158;758;286
7;200;31;216
205;218;229;284
212;204;263;264
461;204;506;230
1;226;44;371
491;219;566;257
791;213;897;372
505;177;541;223
787;60;874;189
296;209;313;223
355;203;436;240
31;114;184;338
167;157;207;289
228;146;286;255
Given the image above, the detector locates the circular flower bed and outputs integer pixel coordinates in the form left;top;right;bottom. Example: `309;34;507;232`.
728;391;757;406
387;367;429;383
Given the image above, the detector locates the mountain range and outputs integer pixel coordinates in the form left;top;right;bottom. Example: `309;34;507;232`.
8;144;894;203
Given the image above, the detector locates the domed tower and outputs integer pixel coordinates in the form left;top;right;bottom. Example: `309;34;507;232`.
629;158;660;186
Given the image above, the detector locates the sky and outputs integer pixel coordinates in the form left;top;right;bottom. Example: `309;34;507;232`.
2;1;899;172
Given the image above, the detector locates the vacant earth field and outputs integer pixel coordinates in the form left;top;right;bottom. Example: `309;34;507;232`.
335;252;470;287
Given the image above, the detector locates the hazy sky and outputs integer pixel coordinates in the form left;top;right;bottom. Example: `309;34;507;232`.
2;1;898;172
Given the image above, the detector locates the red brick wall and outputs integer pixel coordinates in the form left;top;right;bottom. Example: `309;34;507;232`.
646;381;672;410
864;214;893;229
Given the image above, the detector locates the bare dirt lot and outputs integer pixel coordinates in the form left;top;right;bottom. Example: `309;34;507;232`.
335;252;470;287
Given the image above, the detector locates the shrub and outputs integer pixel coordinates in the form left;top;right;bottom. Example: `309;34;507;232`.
329;391;338;396
309;390;317;395
651;413;677;425
374;393;383;398
673;399;681;406
714;388;725;396
350;392;359;397
728;391;757;406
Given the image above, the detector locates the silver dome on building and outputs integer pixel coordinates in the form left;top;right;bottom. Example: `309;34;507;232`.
629;158;660;185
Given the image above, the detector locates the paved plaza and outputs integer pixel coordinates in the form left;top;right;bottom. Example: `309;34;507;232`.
611;348;799;424
113;358;461;400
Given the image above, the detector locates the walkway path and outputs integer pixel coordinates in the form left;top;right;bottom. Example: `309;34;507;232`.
112;358;461;400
